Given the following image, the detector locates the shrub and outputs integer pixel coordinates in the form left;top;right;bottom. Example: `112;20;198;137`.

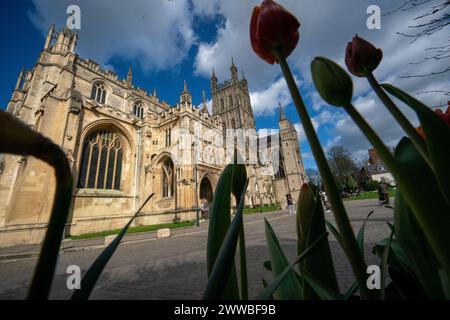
365;180;379;191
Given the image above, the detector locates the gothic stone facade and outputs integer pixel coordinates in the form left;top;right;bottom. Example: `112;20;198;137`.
0;26;306;246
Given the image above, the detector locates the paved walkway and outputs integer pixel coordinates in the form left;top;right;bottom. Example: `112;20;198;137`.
0;198;393;299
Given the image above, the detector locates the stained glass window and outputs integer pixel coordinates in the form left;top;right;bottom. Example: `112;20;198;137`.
78;129;123;190
91;82;106;104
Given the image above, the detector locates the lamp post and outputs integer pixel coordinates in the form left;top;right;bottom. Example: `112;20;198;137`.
195;164;200;227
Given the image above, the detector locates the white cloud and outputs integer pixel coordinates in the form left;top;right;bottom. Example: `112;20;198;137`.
191;0;448;160
29;0;196;71
29;0;449;161
193;1;282;90
249;77;294;117
294;119;319;143
258;128;279;138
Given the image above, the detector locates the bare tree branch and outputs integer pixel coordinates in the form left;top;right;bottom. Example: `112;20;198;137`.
400;67;450;78
416;90;450;96
390;1;450;80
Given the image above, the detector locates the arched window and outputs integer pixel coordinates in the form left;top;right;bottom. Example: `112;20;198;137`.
133;101;144;119
91;82;107;104
161;158;174;198
78;129;123;190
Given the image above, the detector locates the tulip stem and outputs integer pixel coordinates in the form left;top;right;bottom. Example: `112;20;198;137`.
28;144;74;299
274;49;371;300
366;72;431;169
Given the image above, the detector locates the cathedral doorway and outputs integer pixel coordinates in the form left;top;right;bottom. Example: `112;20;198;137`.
199;176;213;219
199;177;213;204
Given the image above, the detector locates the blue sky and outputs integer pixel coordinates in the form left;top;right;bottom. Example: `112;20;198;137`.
1;0;448;170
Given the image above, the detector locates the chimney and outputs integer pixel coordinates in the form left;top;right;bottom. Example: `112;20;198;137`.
368;148;381;165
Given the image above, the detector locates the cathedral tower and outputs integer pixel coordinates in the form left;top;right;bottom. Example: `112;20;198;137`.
278;104;306;200
211;59;255;132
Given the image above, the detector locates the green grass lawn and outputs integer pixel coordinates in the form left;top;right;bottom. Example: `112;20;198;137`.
343;188;397;201
69;220;195;240
242;204;281;214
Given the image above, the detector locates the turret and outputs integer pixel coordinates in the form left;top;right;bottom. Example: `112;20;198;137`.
201;90;209;114
14;68;24;91
126;66;133;89
211;68;218;94
241;70;248;89
44;25;55;50
180;81;192;107
52;27;78;54
230;57;238;81
279;102;286;121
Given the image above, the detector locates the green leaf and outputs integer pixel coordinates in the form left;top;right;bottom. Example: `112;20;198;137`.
356;211;374;257
344;282;358;300
232;161;248;300
297;184;339;299
325;221;342;244
206;165;239;299
256;233;328;300
393;137;450;274
264;218;304;299
380;227;394;300
203;179;248;300
393;189;445;299
71;194;154;300
438;269;450;299
382;83;450;203
301;270;342;300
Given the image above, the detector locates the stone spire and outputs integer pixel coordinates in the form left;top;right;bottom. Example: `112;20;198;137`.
126;66;133;89
279;102;286;121
230;57;238;80
180;80;192;106
211;68;218;94
14;68;24;91
44;25;55;50
202;90;208;113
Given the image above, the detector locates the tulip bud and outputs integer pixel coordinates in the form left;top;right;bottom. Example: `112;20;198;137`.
231;150;248;201
250;0;300;64
345;35;383;77
311;57;353;107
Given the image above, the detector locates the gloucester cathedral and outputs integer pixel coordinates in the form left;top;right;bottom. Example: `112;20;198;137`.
0;26;306;246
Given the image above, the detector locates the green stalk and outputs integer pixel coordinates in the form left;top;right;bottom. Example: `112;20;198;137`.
274;49;370;299
366;73;431;168
239;223;248;300
235;190;248;300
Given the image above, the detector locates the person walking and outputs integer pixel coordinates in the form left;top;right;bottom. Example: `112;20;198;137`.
320;190;332;213
378;181;390;205
286;194;295;215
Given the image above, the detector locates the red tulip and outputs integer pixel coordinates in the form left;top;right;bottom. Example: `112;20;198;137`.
435;108;450;126
250;0;300;64
345;35;383;77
